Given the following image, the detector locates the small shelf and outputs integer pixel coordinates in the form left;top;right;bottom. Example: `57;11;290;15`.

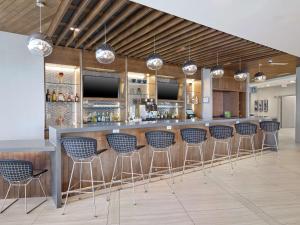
45;82;79;86
46;101;80;103
157;99;184;103
128;82;148;86
84;97;125;102
157;105;184;109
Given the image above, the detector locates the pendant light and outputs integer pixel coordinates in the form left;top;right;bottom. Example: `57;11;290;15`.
95;24;115;64
210;52;224;78
182;45;197;76
146;36;163;70
234;58;249;81
254;64;266;82
27;0;53;57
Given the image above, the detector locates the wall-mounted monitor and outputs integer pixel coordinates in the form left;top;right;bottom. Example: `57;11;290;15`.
157;80;179;100
83;74;120;98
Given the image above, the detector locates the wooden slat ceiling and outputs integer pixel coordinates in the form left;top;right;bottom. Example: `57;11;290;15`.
0;0;297;69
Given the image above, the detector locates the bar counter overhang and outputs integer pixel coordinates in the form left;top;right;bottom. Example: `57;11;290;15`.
48;116;275;208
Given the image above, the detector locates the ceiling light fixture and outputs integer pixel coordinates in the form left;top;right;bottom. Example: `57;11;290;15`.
254;64;266;82
182;45;197;76
95;24;115;64
234;58;249;81
27;0;53;57
146;36;163;70
210;52;224;78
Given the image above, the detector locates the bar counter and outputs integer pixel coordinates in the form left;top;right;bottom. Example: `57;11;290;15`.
48;116;274;208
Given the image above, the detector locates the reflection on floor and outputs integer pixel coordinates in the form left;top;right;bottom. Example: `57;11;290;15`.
1;128;300;225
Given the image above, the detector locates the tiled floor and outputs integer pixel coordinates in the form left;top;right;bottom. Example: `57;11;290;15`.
1;128;300;225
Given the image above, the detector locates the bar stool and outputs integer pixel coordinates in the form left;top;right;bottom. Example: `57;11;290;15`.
106;133;146;205
180;128;207;178
0;159;47;214
61;137;107;217
209;125;234;173
234;122;258;161
260;121;280;152
145;130;175;193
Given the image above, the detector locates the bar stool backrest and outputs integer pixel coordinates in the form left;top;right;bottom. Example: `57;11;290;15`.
260;121;280;132
145;130;175;149
180;128;207;144
0;160;33;183
106;133;137;154
235;122;257;135
62;137;97;160
209;125;233;139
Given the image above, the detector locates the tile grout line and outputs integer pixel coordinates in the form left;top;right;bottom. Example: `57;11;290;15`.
165;179;196;225
207;173;285;225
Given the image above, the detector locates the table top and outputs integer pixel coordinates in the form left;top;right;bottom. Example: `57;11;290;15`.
0;139;55;152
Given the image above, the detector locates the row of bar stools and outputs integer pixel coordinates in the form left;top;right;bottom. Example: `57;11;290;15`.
146;131;176;193
106;133;147;205
61;137;107;217
180;128;207;179
0;160;48;214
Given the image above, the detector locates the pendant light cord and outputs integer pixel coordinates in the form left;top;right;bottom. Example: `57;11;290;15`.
216;52;219;65
239;58;242;70
188;44;191;60
104;24;107;43
153;36;156;53
39;5;42;33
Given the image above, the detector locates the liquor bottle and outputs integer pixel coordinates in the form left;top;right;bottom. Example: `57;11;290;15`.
75;93;79;102
97;112;101;122
106;112;110;122
109;112;113;122
46;89;51;102
52;90;57;102
101;112;105;122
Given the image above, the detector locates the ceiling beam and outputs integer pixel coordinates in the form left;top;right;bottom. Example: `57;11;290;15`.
47;0;72;37
55;0;91;46
115;16;181;52
132;25;207;57
123;21;196;56
110;11;164;46
84;3;141;50
75;0;128;48
65;0;111;47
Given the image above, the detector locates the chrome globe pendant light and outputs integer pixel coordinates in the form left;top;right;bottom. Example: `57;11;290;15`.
27;0;53;57
182;45;197;75
210;52;224;78
146;36;163;70
95;24;115;64
234;58;249;81
254;63;266;82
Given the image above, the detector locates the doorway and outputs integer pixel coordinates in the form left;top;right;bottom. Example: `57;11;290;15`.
281;95;296;128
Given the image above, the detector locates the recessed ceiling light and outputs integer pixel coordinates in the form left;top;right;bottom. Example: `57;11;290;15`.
290;80;296;83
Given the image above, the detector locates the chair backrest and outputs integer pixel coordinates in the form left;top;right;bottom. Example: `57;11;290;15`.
235;122;257;135
209;125;233;139
0;160;33;183
145;130;175;149
260;121;280;132
180;128;207;144
106;133;137;154
62;137;97;160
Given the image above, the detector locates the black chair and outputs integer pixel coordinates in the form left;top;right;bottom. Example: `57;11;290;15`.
145;130;175;193
260;121;280;152
106;133;146;205
61;137;107;217
234;122;258;161
0;160;47;214
209;125;234;173
180;128;207;178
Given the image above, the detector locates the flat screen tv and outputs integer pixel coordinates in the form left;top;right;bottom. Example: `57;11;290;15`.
83;75;120;98
157;81;179;100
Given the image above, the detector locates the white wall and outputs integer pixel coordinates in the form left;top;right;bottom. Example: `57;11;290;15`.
250;84;296;120
0;31;44;140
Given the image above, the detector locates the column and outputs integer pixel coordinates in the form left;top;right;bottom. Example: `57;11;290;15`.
295;67;300;143
201;68;213;120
